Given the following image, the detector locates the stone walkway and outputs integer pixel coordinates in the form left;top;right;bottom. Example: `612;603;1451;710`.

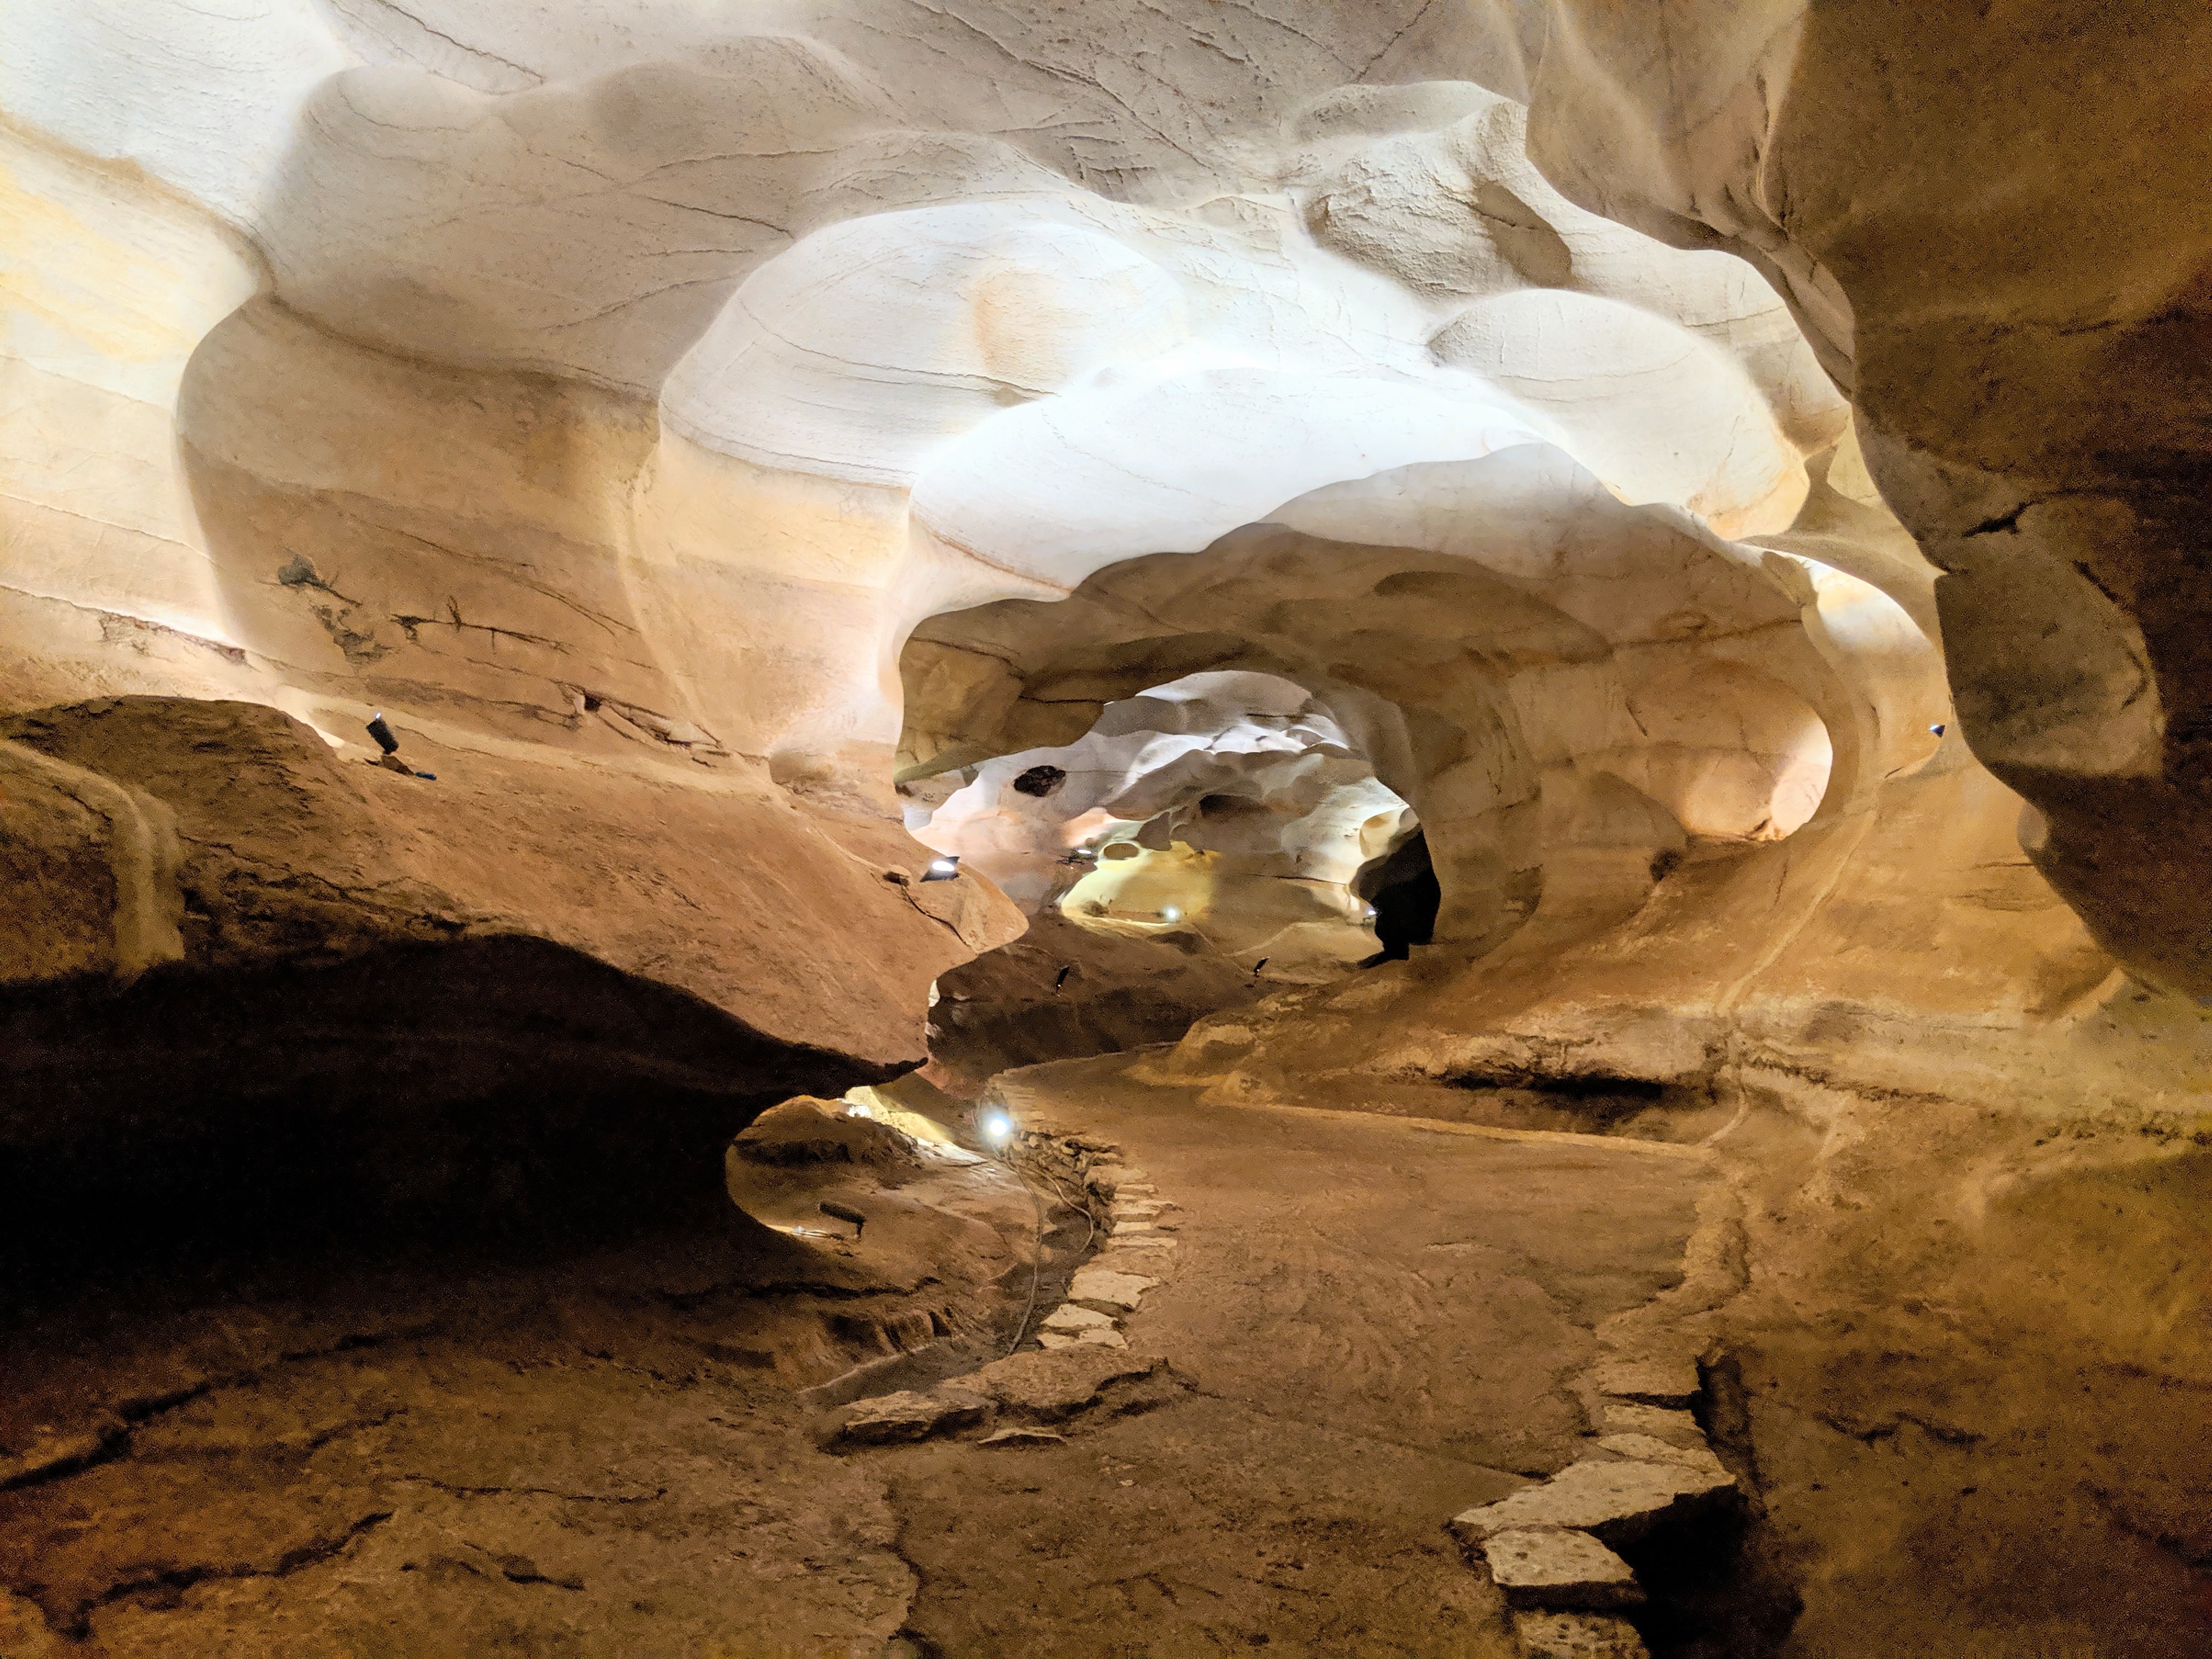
843;1052;1726;1657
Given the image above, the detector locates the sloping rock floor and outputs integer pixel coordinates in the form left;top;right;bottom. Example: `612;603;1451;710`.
2;1050;1738;1656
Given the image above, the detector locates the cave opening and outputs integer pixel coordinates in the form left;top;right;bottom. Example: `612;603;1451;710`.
1354;827;1440;962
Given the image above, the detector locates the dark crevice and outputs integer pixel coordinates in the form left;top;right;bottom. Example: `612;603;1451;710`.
67;1510;394;1637
1355;830;1439;963
1620;1350;1804;1658
1963;503;2028;537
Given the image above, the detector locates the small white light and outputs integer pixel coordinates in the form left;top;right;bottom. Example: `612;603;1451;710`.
1160;906;1180;922
847;1102;871;1119
979;1109;1015;1148
921;855;962;882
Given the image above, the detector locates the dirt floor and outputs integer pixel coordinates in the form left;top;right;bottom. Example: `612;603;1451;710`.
0;1051;1719;1657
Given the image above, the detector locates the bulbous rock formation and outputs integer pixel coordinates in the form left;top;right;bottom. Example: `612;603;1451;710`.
2;3;2208;1656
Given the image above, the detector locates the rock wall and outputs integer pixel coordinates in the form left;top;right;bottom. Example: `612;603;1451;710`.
3;7;2208;1649
1517;0;2212;996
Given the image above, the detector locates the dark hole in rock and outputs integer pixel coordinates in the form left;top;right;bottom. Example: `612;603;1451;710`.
1010;764;1068;797
1431;1070;1730;1142
1355;830;1439;962
1448;1072;1669;1102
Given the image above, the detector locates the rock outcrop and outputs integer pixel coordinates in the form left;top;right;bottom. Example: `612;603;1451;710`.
2;696;1018;1230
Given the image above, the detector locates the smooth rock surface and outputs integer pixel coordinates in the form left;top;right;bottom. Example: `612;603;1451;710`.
1066;1268;1159;1313
1479;1528;1644;1611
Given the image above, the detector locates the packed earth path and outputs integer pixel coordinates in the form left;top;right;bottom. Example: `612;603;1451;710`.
860;1052;1730;1658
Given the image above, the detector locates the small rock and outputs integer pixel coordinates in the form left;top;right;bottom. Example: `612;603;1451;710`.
732;1098;922;1171
1110;1221;1158;1235
1076;1327;1127;1348
1479;1528;1643;1611
837;1387;988;1445
1068;1266;1158;1311
1037;1333;1080;1350
1451;1458;1736;1548
1042;1305;1115;1334
1593;1357;1700;1409
978;1426;1067;1448
1594;1434;1727;1476
1511;1609;1651;1659
1601;1403;1704;1446
966;1347;1156;1421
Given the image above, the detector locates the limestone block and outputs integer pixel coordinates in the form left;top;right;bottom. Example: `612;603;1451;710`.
978;1427;1065;1448
1593;1359;1700;1409
1451;1459;1736;1549
1511;1609;1651;1659
1041;1305;1116;1335
1600;1405;1705;1447
1594;1436;1728;1479
1068;1267;1158;1312
837;1388;988;1446
1109;1198;1173;1219
964;1348;1156;1422
1479;1528;1644;1611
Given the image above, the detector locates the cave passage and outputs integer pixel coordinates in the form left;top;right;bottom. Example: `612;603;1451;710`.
5;5;2209;1657
1357;827;1441;962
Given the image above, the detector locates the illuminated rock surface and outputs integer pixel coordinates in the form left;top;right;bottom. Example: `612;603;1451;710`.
1;3;2207;1656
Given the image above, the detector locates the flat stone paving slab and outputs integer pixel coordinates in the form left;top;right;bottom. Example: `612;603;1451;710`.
1593;1357;1700;1408
1041;1304;1115;1333
1481;1527;1643;1610
1068;1266;1158;1310
839;1387;988;1444
1600;1402;1706;1444
1452;1458;1735;1547
964;1346;1156;1421
1595;1432;1728;1475
1513;1609;1652;1658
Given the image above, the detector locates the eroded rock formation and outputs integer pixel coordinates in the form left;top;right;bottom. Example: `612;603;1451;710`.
3;3;2207;1656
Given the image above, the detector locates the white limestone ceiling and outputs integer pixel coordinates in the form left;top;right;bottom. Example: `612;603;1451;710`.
8;4;1839;517
4;0;1922;836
